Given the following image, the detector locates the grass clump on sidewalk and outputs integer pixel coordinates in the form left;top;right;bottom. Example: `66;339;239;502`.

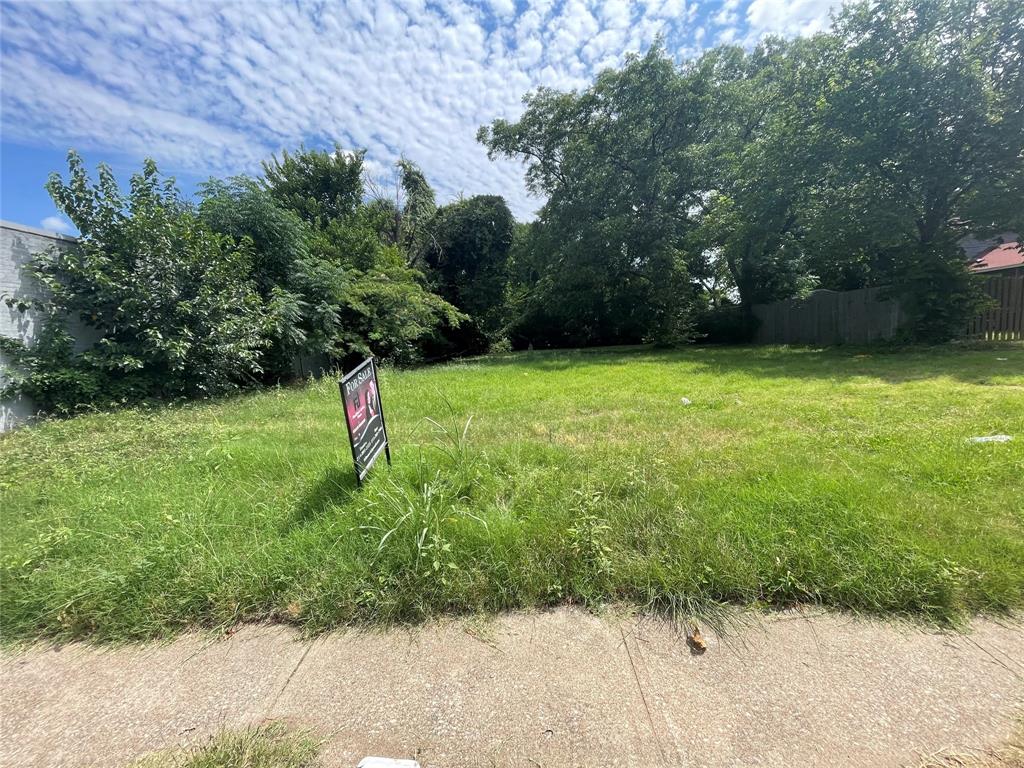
2;345;1023;642
134;724;319;768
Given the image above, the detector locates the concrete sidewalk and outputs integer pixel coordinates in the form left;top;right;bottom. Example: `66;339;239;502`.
2;609;1022;767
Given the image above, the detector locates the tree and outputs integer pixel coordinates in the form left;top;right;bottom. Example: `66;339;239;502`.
690;38;833;308
396;158;438;264
296;211;464;365
199;176;312;379
812;0;1024;339
479;44;701;347
262;144;364;225
199;176;309;296
2;152;266;413
422;195;515;347
257;151;464;366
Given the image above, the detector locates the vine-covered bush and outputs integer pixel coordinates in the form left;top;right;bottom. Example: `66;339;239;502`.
2;152;267;414
894;242;990;344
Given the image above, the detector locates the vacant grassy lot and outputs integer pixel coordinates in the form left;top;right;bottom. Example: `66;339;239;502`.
2;345;1023;641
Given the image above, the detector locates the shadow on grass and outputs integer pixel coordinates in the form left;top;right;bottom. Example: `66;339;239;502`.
285;466;359;530
468;342;1023;384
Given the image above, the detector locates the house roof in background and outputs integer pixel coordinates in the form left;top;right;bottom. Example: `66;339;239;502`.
970;241;1024;273
959;231;1018;258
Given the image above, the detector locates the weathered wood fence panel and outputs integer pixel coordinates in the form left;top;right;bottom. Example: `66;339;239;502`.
752;286;902;345
966;275;1024;341
752;275;1024;344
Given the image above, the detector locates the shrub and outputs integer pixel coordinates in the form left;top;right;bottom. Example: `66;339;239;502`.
1;152;267;414
894;242;989;344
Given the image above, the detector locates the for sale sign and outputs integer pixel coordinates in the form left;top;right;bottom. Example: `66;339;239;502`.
339;358;391;484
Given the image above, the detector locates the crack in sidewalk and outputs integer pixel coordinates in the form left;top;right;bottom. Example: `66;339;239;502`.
620;623;667;763
263;642;314;718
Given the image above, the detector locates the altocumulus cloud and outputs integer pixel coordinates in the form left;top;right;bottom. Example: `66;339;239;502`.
0;0;838;219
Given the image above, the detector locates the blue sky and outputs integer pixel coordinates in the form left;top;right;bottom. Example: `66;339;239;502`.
0;0;838;233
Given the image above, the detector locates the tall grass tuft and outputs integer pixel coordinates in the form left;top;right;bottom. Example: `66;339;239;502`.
133;723;319;768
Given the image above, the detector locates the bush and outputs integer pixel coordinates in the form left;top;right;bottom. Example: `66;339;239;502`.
1;152;267;414
894;242;989;344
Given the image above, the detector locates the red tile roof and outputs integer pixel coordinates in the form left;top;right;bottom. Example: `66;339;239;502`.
970;241;1024;273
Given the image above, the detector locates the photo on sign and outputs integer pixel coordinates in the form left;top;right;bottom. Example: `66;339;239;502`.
345;378;380;438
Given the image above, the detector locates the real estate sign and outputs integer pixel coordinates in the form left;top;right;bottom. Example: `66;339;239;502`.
339;358;391;484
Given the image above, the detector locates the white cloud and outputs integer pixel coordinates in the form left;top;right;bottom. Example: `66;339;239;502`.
745;0;838;37
486;0;516;18
41;215;74;234
717;26;739;44
0;0;835;220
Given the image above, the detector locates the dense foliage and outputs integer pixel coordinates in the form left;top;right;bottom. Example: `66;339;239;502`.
204;149;461;371
421;195;515;352
481;47;700;347
2;155;267;413
3;148;462;413
481;0;1022;346
262;144;364;225
3;0;1021;416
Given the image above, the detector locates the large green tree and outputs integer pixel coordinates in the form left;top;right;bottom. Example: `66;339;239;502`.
422;195;515;347
479;45;702;346
483;0;1022;344
824;0;1023;248
810;0;1024;339
262;144;364;225
691;38;836;309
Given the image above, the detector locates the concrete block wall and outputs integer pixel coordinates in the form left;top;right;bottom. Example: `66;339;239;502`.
1;220;77;432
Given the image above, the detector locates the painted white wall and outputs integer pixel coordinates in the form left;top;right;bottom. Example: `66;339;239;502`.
1;220;78;432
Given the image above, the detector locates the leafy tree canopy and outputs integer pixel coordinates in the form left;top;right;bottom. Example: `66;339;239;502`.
480;44;701;346
199;175;309;297
422;194;515;346
263;144;364;226
481;0;1023;342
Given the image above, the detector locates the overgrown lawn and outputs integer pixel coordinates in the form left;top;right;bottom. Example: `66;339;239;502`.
2;345;1023;642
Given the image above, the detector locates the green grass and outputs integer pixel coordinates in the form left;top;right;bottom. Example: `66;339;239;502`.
133;724;319;768
2;344;1023;642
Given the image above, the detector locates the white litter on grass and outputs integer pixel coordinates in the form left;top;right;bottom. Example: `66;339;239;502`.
997;357;1008;361
358;759;420;768
967;435;1013;443
680;397;692;405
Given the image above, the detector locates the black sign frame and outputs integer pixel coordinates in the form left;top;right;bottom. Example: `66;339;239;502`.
339;357;391;485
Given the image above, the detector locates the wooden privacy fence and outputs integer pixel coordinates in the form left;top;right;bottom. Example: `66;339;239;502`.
752;286;902;345
966;275;1024;340
752;275;1024;344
